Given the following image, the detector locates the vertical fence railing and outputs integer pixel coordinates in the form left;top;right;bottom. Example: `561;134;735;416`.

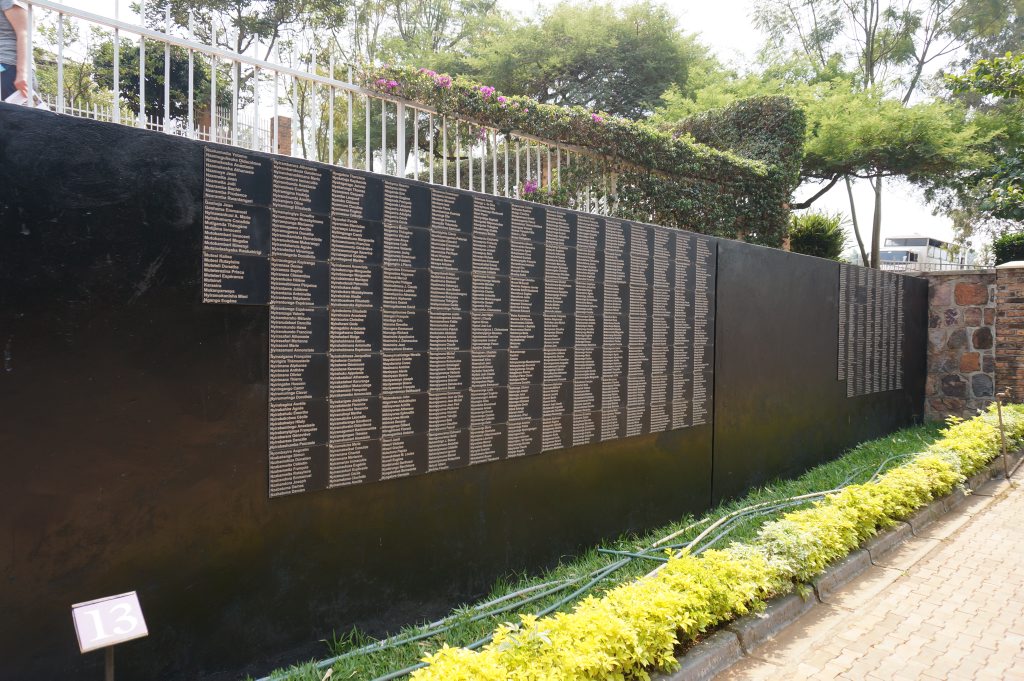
21;0;617;214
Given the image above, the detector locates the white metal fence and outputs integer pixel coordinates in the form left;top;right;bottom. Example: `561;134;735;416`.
880;261;987;273
20;0;614;212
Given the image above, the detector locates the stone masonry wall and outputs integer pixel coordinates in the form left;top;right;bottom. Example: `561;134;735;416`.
995;263;1024;401
921;270;996;420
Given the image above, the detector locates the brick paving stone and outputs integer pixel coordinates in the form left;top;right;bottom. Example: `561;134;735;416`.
716;470;1024;680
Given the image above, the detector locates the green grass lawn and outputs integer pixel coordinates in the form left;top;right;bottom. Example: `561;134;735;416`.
256;422;945;681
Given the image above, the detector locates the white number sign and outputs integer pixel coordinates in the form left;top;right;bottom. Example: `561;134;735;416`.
71;592;149;653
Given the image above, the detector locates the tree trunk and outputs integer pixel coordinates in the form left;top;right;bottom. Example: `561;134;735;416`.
870;174;883;269
845;175;869;267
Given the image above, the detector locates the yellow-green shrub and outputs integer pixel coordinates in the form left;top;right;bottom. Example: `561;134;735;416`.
410;405;1024;681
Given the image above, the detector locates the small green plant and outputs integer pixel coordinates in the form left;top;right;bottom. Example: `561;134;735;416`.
788;212;847;260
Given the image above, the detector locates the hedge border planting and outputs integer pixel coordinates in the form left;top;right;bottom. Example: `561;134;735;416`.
410;406;1024;680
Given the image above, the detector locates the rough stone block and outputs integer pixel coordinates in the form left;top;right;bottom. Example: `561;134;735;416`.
960;352;980;372
947;329;968;350
956;282;989;305
983;354;995;374
726;592;818;654
928;396;966;415
985;307;995;325
862;521;913;563
812;549;871;602
941;374;967;397
964;307;982;326
972;373;994;397
656;630;743;681
929;281;953;306
973;326;994;350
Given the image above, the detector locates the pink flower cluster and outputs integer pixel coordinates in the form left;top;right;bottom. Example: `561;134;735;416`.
479;85;496;99
591;113;604;123
523;179;539;194
375;78;400;91
415;68;453;89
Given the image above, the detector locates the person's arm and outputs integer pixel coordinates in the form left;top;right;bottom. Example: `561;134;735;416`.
4;4;29;97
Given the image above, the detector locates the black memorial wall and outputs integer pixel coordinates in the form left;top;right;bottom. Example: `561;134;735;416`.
0;104;926;680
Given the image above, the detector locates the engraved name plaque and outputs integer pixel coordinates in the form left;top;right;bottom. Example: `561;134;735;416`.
201;148;716;497
837;265;904;396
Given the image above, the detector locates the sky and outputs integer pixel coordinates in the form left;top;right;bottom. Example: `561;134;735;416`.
503;0;967;256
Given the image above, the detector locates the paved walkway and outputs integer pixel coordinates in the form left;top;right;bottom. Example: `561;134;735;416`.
718;468;1024;681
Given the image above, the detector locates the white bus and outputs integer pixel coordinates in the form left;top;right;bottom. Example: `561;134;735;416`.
879;235;976;271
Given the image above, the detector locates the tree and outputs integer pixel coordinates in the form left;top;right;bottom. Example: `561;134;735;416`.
993;231;1024;263
385;0;500;65
656;69;988;265
944;52;1024;222
752;0;1017;267
91;38;223;123
145;0;306;61
31;21;111;110
465;1;715;119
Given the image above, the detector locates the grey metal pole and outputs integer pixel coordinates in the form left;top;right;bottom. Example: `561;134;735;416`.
57;8;64;113
163;4;170;132
113;0;120;123
997;389;1011;479
187;15;194;138
105;647;114;681
138;0;145;128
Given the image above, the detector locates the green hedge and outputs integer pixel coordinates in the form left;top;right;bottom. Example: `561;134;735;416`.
993;232;1024;265
410;406;1024;680
362;66;805;247
788;212;847;260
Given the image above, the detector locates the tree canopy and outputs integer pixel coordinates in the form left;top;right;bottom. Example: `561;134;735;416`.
944;52;1024;223
462;1;714;118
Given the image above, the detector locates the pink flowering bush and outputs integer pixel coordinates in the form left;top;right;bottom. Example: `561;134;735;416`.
362;65;765;185
360;65;804;247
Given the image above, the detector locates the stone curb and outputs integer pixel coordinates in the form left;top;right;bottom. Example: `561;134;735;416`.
812;549;871;602
906;499;947;535
657;449;1021;680
655;630;743;681
861;521;913;564
725;591;817;654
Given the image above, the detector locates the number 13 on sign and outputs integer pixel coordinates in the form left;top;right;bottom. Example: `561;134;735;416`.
72;592;149;654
